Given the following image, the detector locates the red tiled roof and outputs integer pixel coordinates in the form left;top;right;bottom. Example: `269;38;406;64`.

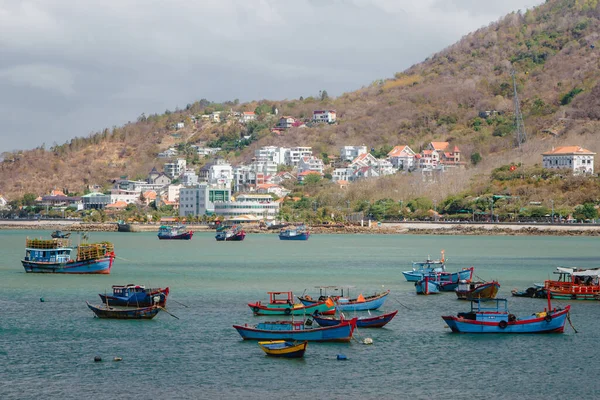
542;146;596;155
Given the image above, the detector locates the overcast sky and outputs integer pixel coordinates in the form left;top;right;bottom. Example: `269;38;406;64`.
0;0;542;154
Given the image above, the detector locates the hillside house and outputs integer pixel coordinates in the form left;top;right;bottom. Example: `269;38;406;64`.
298;156;325;174
255;146;289;165
210;112;221;123
180;169;199;186
387;145;417;170
542;146;596;175
176;122;185;130
195;147;221;157
276;116;296;129
158;148;178;158
0;195;8;209
313;110;336;124
164;159;187;179
350;153;395;176
425;142;462;167
268;171;295;185
241;111;256;123
286;147;313;166
340;145;367;162
297;170;323;183
256;183;290;198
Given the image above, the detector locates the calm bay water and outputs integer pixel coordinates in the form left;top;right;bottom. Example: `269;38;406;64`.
1;230;599;399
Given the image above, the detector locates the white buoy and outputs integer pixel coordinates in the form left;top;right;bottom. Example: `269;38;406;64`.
363;338;373;345
113;357;122;362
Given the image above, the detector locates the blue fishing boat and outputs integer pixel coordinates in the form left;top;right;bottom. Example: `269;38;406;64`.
442;298;570;333
50;230;71;239
234;317;357;342
22;237;115;274
249;291;335;316
298;287;390;311
402;250;446;282
258;340;308;358
98;284;170;307
86;302;161;319
415;277;440;295
312;310;398;328
158;225;193;240
278;224;310;240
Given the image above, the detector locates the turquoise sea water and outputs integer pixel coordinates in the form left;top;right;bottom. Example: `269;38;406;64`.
1;230;599;399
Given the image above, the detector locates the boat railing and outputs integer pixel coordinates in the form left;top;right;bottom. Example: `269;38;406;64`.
77;242;115;261
26;238;71;249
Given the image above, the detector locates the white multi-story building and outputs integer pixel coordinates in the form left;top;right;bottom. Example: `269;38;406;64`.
213;194;280;221
286;147;312;166
251;159;278;177
110;193;139;204
387;145;417;170
332;168;351;182
542;146;595;175
233;165;258;193
313;110;336;124
180;169;199;186
209;159;233;186
158;148;178;158
194;146;221;157
241;111;256;123
179;184;231;217
298;156;325;174
255;146;289;165
166;184;183;203
340;145;367;162
164;159;187;179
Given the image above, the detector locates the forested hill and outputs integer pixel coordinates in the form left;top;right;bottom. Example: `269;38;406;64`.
2;0;600;199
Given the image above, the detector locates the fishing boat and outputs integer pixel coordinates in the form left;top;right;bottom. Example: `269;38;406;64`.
312;310;398;328
511;285;546;298
298;286;390;311
22;237;115;274
98;284;169;307
402;250;446;282
215;224;246;241
86;302;161;319
258;340;308;358
249;291;336;316
441;297;570;333
157;225;193;240
233;317;358;342
278;224;310;241
50;230;71;239
455;280;500;300
116;220;132;232
543;267;600;300
415;276;440;295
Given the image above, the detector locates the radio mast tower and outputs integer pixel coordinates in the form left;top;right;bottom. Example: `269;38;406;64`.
511;68;527;148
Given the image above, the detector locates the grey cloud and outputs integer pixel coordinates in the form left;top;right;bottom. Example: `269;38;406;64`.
0;0;542;153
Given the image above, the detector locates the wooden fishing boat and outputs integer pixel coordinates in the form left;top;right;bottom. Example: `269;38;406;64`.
98;284;169;307
50;230;71;239
86;302;161;319
511;286;546;298
249;291;335;316
258;340;308;358
415;277;440;295
441;297;570;333
278;224;310;241
312;310;398;328
298;286;390;311
402;250;446;282
455;280;500;300
158;225;193;240
215;224;246;241
233;317;358;342
544;267;600;300
22;238;115;274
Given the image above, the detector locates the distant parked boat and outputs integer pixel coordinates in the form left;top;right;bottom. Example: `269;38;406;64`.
279;224;310;240
116;221;132;232
158;225;193;240
402;250;446;282
544;267;600;300
233;317;358;342
86;302;161;319
511;286;546;298
312;310;398;328
50;230;71;239
298;286;390;311
215;224;246;241
442;298;570;333
258;340;307;358
98;284;169;307
455;280;500;300
22;237;115;274
249;291;335;316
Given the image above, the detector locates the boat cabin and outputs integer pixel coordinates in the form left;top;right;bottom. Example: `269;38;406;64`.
268;291;294;305
257;321;307;331
112;284;146;296
457;299;511;323
24;238;72;263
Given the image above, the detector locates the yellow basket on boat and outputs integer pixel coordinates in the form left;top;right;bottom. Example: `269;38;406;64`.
536;312;547;318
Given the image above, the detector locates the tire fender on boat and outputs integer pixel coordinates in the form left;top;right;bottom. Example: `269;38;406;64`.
253;307;260;313
284;308;291;315
498;320;508;329
544;315;553;322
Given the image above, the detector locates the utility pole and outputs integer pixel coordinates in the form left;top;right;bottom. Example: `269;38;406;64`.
512;68;527;148
551;199;554;224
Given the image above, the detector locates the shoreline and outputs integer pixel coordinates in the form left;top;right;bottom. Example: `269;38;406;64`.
1;220;599;236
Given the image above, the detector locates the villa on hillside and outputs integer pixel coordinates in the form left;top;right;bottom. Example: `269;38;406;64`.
241;111;256;123
313;110;336;124
542;146;595;175
387;145;417;170
340;145;367;162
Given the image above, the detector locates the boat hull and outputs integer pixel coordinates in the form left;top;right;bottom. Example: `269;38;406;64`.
87;302;161;319
258;341;307;358
456;282;500;300
249;301;334;316
22;255;114;274
415;280;439;295
403;268;473;283
279;232;310;240
215;232;246;241
442;307;570;333
158;232;193;240
233;318;357;342
313;310;398;328
299;291;390;312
